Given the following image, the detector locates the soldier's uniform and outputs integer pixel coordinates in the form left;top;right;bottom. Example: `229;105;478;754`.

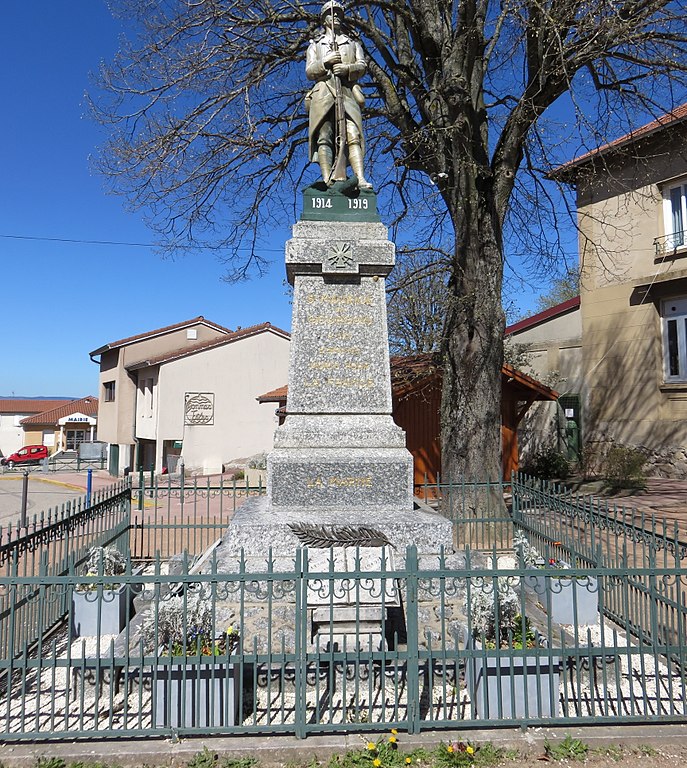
305;3;371;188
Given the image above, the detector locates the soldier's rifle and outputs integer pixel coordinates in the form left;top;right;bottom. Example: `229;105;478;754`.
328;12;348;183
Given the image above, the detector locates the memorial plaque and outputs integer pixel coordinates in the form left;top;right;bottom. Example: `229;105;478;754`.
301;183;380;223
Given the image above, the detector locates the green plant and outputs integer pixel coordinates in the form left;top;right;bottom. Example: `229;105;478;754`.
435;741;476;767
220;758;259;768
141;594;240;656
470;743;517;766
187;750;219;768
77;545;127;591
69;763;122;768
469;578;535;648
521;448;570;480
603;445;647;490
36;759;66;768
328;733;408;768
594;744;624;762
233;470;245;481
635;745;658;757
544;735;588;761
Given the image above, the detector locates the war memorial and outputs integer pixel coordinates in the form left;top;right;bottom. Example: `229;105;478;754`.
212;0;460;651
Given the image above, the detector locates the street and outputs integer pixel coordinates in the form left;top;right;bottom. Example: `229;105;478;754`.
0;473;90;529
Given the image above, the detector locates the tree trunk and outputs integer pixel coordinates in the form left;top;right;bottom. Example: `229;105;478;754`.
440;166;505;502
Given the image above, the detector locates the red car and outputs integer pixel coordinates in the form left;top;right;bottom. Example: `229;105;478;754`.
1;445;49;468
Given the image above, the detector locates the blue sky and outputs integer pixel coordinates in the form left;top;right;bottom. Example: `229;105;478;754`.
0;1;557;398
0;1;293;397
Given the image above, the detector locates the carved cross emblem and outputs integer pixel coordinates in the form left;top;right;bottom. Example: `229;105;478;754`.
327;241;353;269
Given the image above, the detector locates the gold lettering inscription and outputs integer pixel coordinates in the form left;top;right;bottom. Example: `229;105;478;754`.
322;346;361;355
307;476;373;489
306;314;373;326
306;295;374;306
310;361;369;371
304;377;375;389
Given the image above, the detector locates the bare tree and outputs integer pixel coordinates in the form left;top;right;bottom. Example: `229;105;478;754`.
387;249;449;355
92;0;687;485
535;269;580;313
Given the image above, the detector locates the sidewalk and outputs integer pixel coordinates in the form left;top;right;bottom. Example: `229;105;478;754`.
576;477;687;540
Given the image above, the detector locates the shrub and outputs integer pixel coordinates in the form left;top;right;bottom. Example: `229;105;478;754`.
521;448;570;480
603;445;646;490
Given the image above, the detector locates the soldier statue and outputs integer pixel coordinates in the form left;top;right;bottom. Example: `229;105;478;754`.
305;1;372;190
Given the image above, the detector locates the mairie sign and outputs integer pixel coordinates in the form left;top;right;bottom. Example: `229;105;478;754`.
301;181;380;223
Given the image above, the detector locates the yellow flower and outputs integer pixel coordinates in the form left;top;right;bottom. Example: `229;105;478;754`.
405;759;412;765
389;737;397;744
367;743;376;752
373;759;381;767
391;728;398;735
466;746;475;755
447;746;454;754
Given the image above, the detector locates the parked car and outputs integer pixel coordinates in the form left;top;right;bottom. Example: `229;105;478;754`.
0;445;49;468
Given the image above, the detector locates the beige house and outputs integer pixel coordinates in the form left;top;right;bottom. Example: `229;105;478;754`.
90;317;290;476
505;298;582;461
0;399;75;457
547;102;687;476
19;396;100;454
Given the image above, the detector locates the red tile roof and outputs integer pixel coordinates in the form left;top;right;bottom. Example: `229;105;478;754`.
258;385;288;403
126;322;291;370
505;296;580;335
20;396;99;425
0;399;73;415
551;102;687;179
89;316;233;357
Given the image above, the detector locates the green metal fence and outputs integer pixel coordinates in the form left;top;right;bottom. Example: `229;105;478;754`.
0;483;131;659
1;546;685;740
0;474;686;740
130;473;266;560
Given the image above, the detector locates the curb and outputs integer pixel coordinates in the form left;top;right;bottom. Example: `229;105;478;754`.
2;724;687;767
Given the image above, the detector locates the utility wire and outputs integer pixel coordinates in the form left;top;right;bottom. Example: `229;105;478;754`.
0;233;284;252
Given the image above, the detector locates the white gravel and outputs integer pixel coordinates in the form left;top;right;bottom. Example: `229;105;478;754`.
1;613;684;735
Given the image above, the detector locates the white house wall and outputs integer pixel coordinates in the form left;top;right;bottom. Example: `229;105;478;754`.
155;331;290;475
0;414;27;457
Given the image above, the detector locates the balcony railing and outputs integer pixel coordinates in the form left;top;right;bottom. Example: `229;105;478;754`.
654;229;686;258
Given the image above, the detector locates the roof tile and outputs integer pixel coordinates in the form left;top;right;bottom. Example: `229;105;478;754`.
20;396;99;425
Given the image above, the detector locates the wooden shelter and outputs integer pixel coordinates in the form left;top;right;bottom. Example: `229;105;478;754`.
258;354;558;484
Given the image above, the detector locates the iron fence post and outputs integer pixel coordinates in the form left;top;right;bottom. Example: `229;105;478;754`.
294;548;307;738
405;544;420;734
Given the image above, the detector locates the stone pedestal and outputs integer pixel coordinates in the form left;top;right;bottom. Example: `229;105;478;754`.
211;200;456;650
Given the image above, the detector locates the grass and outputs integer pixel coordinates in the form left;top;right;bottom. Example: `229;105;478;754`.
21;737;677;768
543;735;589;762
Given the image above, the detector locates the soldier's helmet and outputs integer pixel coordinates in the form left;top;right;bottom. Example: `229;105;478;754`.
320;0;344;19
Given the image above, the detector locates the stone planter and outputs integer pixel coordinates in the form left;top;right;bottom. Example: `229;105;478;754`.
72;567;145;638
525;571;599;625
153;661;239;728
72;585;128;637
466;637;560;719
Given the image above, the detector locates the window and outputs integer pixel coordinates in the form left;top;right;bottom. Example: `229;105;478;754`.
104;381;116;402
662;297;687;381
662;181;687;251
138;377;154;417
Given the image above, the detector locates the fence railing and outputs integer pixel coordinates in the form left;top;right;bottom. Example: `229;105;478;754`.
1;473;687;740
130;474;267;560
0;483;131;659
0;547;685;740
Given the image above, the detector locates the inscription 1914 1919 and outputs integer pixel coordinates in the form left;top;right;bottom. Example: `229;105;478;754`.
301;182;380;222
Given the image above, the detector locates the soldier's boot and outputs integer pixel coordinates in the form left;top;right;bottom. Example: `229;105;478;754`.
318;145;334;186
348;142;372;190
